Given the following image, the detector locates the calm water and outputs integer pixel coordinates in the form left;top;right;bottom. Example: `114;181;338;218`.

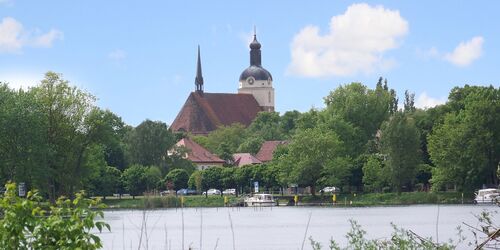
98;205;499;250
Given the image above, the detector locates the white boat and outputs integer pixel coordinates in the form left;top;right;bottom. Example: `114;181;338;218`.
474;188;500;204
244;193;276;207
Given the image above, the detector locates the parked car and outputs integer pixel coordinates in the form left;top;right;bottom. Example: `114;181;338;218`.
203;189;221;195
176;189;197;196
223;188;236;195
320;186;339;193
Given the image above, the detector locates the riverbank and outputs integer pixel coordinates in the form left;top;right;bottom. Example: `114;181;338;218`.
100;191;472;209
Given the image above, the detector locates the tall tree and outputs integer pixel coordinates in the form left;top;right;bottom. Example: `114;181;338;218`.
428;85;500;190
247;111;283;141
279;128;345;195
31;72;96;200
380;112;421;192
125;119;175;168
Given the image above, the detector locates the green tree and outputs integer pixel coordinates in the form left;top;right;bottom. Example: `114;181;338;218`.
280;128;345;195
125;119;175;168
280;110;301;137
121;165;147;198
202;123;248;154
144;166;162;191
165;168;189;191
428;85;500;190
188;171;202;192
323;82;394;145
247;111;283;140
380;112;421;192
237;136;264;155
362;154;389;192
31;72;97;200
201;167;224;196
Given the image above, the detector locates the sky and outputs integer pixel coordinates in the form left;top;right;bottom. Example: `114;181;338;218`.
1;1;499;126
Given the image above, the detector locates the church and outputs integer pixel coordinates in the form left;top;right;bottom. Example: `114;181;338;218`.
170;33;275;135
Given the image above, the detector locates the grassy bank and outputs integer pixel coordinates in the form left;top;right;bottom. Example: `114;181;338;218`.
101;191;472;209
299;191;472;206
102;195;242;209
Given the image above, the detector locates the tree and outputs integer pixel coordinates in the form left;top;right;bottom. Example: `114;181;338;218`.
428;85;500;190
31;72;97;200
247;111;283;140
279;128;345;195
280;110;301;138
144;166;162;191
380;112;421;192
165;168;189;191
404;90;416;113
237;136;264;155
125;119;175;168
362;154;389;192
188;171;202;192
200;167;224;196
202;123;248;155
121;165;147;198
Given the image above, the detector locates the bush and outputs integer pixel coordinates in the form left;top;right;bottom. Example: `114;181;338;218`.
0;183;109;249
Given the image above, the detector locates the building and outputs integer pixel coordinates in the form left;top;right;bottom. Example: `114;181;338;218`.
170;32;274;135
233;153;262;167
255;140;288;163
171;137;225;171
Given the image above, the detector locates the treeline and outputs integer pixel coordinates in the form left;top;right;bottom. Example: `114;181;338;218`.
0;72;195;200
1;72;498;199
191;78;499;194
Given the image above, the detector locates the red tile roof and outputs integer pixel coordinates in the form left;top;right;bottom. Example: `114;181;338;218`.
170;92;263;135
233;153;262;167
175;138;225;164
255;141;289;162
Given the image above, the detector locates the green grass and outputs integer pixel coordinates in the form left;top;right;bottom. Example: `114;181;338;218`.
101;191;472;209
101;195;242;209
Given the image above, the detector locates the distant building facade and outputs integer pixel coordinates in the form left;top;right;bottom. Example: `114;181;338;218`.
171;33;274;135
171;137;224;171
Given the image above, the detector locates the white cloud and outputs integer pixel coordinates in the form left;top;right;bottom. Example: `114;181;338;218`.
0;17;63;53
108;49;127;61
288;3;408;77
444;36;483;67
415;92;447;109
0;72;42;90
32;29;64;48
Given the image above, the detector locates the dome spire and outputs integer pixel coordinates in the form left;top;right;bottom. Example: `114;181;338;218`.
195;45;204;93
249;27;262;66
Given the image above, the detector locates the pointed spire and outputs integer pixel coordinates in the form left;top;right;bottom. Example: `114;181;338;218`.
195;45;204;93
249;27;262;66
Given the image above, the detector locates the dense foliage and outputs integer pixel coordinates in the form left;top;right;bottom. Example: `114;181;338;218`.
0;183;109;249
0;72;498;199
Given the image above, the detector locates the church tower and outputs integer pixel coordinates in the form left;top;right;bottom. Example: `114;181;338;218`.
238;31;274;112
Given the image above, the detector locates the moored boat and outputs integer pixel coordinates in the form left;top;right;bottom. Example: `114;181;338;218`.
244;193;277;207
474;188;500;204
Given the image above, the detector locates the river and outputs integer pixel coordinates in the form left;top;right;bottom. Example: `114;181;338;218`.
97;204;499;250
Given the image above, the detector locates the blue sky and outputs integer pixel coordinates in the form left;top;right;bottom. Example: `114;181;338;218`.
1;1;498;126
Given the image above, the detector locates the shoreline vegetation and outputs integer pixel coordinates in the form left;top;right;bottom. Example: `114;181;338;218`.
100;191;472;209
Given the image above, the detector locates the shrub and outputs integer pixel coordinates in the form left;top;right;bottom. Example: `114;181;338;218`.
0;183;109;249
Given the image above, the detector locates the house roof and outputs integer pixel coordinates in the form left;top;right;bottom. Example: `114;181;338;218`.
170;92;262;135
175;138;224;164
233;153;262;167
255;140;288;162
